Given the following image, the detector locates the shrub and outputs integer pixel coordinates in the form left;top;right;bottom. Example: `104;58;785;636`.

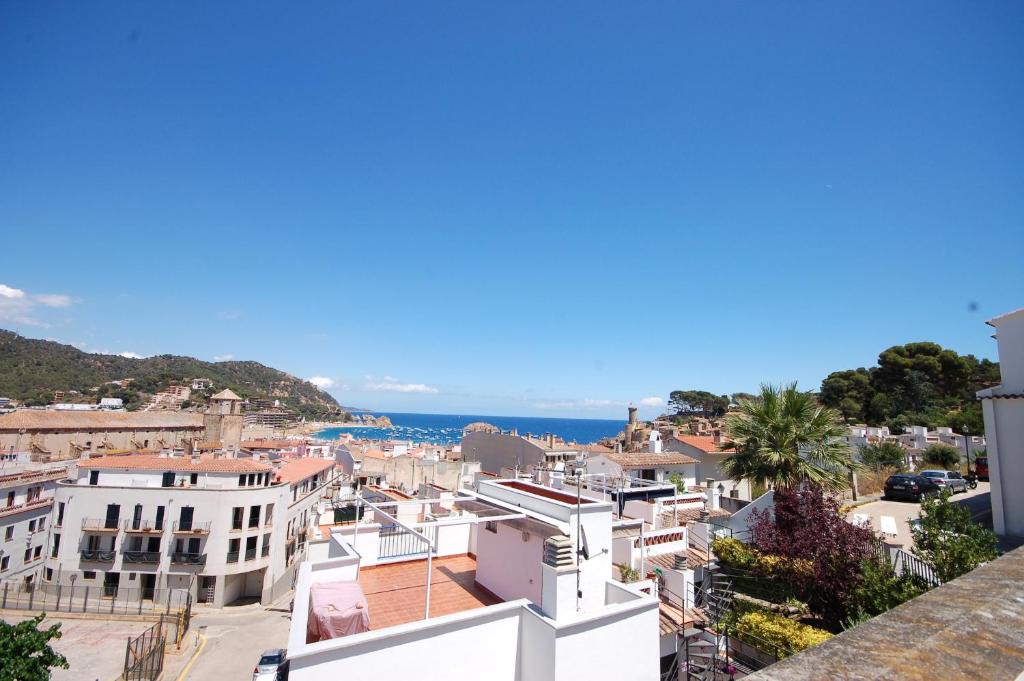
713;537;757;569
923;444;961;470
617;564;640;583
848;554;928;617
732;609;832;658
912;490;999;583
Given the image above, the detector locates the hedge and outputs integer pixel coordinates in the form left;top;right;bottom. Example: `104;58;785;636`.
733;609;832;659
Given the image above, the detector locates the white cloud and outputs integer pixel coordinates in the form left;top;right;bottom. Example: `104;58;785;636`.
364;376;439;394
118;351;145;359
0;284;75;326
638;396;665;407
213;354;234;362
532;396;666;411
307;376;336;390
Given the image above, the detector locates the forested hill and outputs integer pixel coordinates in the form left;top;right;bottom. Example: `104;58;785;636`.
0;329;342;418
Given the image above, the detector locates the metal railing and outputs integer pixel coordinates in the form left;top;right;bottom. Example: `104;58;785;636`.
122;620;165;681
261;544;270;557
245;547;258;561
122;551;161;563
226;551;239;563
0;583;190;616
170;552;206;566
123;519;162;532
379;523;438;559
80;549;116;561
82;517;120;531
172;520;211;533
879;544;942;588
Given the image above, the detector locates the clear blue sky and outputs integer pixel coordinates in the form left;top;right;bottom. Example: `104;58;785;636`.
2;2;1022;418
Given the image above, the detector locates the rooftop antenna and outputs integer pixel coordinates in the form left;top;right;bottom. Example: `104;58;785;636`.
574;451;587;612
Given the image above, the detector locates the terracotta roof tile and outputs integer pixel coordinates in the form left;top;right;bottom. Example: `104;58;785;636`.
275;458;334;484
78;454;271;474
672;435;736;454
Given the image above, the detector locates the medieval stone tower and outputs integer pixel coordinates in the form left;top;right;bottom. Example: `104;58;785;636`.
203;388;243;452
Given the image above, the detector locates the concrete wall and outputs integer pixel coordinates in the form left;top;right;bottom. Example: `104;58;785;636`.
475;520;545;605
982;310;1024;538
461;432;546;475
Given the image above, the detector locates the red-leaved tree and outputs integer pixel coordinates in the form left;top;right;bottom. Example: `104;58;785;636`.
749;485;875;628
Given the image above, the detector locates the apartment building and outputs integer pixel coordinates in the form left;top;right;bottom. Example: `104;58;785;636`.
287;478;662;681
45;453;339;606
0;467;67;586
461;429;582;475
979;307;1024;538
665;435;752;500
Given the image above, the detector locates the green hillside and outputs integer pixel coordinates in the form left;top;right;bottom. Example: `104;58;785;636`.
0;329;343;419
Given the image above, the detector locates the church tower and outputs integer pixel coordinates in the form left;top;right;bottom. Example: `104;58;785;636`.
204;388;243;452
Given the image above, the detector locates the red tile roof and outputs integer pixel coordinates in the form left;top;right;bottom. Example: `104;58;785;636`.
78;454;271;473
673;435;736;454
275;458;334;485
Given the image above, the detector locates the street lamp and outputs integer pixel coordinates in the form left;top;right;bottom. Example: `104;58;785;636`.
963;425;971;473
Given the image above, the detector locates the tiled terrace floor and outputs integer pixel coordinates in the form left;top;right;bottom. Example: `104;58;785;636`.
359;554;502;629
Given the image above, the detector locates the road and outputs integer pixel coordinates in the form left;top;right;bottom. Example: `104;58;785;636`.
846;482;991;548
165;597;293;681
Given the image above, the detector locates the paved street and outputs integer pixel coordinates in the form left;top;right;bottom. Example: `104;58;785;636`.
166;598;293;681
846;482;991;548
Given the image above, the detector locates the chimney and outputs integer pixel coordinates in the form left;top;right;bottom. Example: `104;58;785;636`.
548;433;555;448
712;429;723;445
706;478;721;511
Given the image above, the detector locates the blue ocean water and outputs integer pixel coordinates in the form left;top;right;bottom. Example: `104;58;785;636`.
315;412;625;445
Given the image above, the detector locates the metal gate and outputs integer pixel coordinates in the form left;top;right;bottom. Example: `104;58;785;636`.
378;524;436;559
122;621;165;681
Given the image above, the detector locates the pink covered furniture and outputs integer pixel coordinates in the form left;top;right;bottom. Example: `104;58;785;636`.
307;581;371;642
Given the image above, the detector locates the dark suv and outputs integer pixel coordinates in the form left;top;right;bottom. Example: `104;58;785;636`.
883;473;942;502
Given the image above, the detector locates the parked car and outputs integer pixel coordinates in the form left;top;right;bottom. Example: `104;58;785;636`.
919;469;968;494
883;473;942;502
254;649;287;680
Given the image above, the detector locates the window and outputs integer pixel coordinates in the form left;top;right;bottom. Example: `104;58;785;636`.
248;505;260;528
33;546;41;559
83;570;96;580
27;486;40;502
161;471;175;488
485;521;498;534
132;504;143;530
4;526;13;541
264;504;274;526
247;474;256;487
190;473;198;485
51;534;60;558
262;533;271;556
24;549;31;562
0;556;8;571
104;504;120;529
89;470;99;485
238;474;246;487
45;567;53;581
178;506;194;532
155;506;165;531
231;507;243;530
38;517;45;532
245;535;257;559
57;502;65;526
6;491;14;506
28;520;36;533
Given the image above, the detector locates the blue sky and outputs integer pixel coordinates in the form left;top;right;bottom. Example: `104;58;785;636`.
2;2;1022;418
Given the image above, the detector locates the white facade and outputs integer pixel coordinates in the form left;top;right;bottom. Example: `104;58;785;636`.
286;479;662;681
979;307;1024;538
44;455;340;606
0;467;66;585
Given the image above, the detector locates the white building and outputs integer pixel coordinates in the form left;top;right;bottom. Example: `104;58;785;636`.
45;453;339;606
0;466;67;586
461;429;582;476
286;478;663;681
664;435;752;501
979;307;1024;539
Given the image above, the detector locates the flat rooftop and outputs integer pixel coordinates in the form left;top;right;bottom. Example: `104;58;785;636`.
359;555;501;630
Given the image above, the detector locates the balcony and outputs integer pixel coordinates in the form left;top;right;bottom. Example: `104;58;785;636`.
245;547;258;561
122;551;161;563
123;520;163;533
170;552;207;566
226;551;240;563
82;518;120;532
172;520;211;535
80;549;116;561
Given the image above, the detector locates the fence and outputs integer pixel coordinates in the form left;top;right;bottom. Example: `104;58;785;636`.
887;546;942;588
122;621;165;681
0;583;190;616
378;524;436;559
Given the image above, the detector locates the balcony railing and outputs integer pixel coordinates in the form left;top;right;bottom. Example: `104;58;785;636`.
172;520;211;534
245;547;258;561
82;518;120;531
80;549;116;561
170;552;207;566
123;519;162;533
226;551;239;563
261;544;270;557
122;551;161;563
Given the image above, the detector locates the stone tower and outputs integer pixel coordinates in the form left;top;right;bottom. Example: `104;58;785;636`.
624;406;639;451
204;388;243;452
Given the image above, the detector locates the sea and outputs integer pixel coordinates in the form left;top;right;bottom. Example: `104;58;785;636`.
314;412;625;445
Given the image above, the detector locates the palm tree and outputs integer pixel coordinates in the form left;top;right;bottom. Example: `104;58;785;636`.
721;383;857;492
